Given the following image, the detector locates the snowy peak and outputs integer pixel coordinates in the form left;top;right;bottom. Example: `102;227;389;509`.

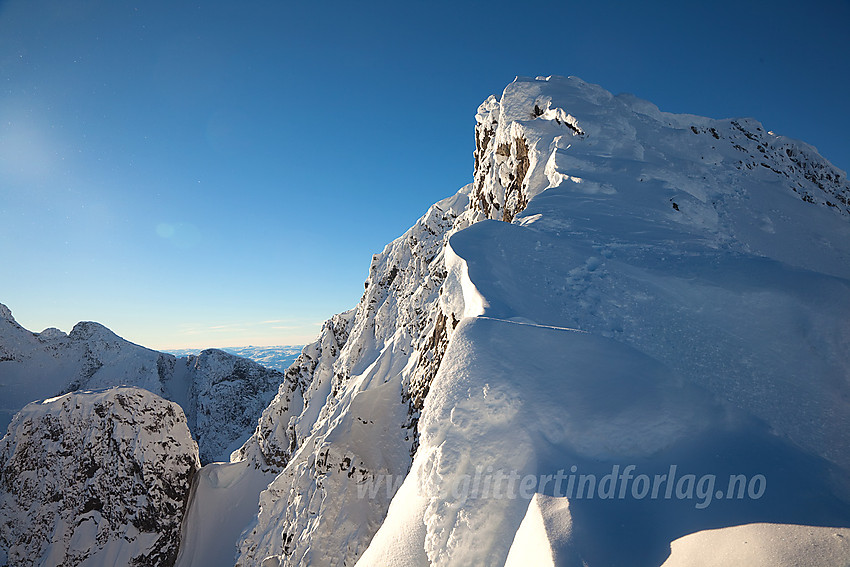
0;304;14;323
471;75;850;284
473;75;850;229
181;347;288;463
226;77;850;567
37;327;68;341
68;320;124;342
0;307;288;464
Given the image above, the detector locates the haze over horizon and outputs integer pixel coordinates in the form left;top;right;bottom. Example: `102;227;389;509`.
1;0;848;349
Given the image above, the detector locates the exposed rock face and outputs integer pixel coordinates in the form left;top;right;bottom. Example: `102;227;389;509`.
184;349;287;464
231;311;354;470
234;190;472;567
0;387;200;567
164;346;303;373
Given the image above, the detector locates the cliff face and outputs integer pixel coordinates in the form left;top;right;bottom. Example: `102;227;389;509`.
233;189;472;566
181;349;286;464
0;387;199;567
233;76;850;567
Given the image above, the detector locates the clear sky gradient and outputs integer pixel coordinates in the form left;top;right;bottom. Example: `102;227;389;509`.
1;0;848;349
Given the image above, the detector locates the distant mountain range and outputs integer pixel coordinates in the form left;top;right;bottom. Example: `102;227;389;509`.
163;346;303;373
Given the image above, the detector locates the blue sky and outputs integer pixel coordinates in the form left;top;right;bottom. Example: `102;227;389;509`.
1;0;848;349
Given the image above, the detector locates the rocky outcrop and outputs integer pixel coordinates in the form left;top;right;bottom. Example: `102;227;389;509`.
231;311;354;470
0;387;199;567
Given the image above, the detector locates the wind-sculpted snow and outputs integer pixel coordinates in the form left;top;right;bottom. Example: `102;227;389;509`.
354;76;850;566
0;387;199;567
660;523;850;567
229;76;850;567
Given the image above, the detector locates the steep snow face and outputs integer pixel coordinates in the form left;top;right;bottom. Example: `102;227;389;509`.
353;76;850;566
0;307;285;463
0;387;199;567
504;494;578;567
233;190;471;566
175;461;275;567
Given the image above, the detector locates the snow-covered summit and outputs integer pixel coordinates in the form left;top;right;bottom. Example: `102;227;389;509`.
472;76;849;247
223;76;850;567
67;320;122;342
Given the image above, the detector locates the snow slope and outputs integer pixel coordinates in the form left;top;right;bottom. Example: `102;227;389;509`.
175;461;275;567
660;523;850;567
0;387;199;567
0;306;287;463
227;76;850;567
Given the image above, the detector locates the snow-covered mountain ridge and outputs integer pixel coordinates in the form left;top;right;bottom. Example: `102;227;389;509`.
0;305;285;463
3;75;850;567
224;76;850;567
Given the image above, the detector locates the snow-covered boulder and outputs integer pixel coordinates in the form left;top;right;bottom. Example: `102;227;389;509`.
0;387;200;567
